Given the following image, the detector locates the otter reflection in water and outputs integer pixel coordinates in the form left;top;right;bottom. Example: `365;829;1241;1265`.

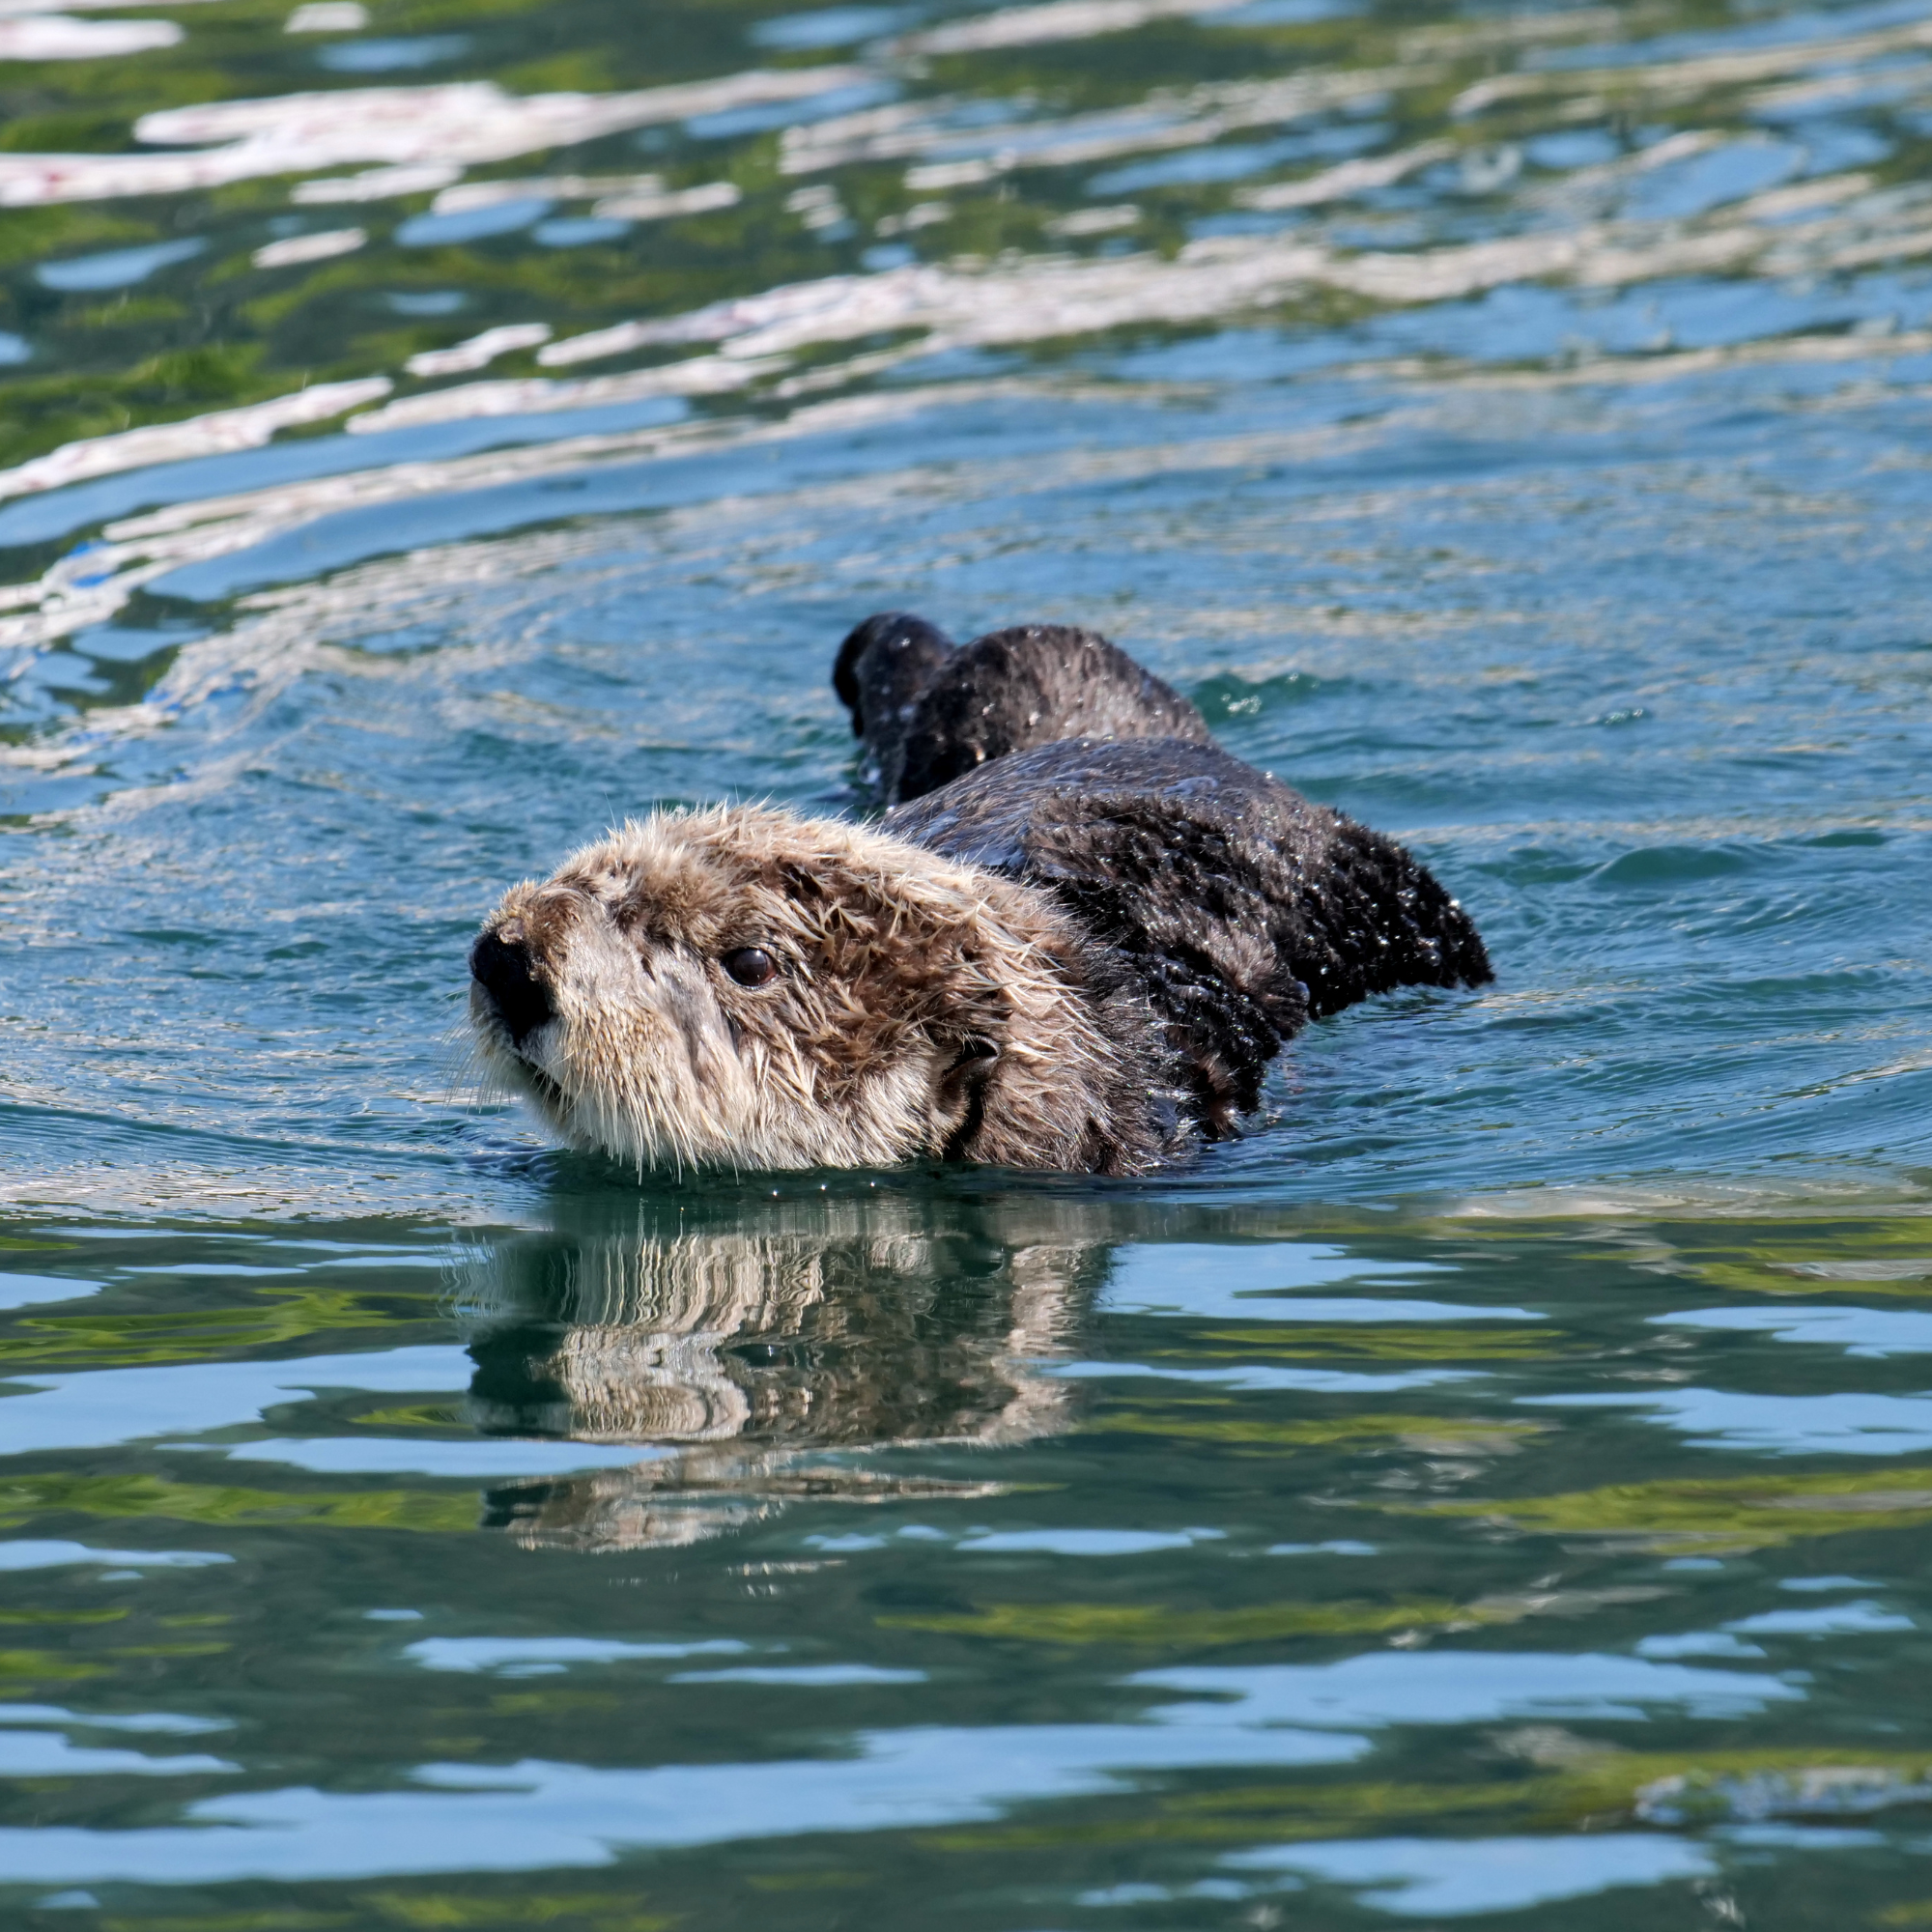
457;1190;1122;1552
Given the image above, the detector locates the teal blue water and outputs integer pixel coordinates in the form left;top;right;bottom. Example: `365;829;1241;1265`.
7;0;1932;1923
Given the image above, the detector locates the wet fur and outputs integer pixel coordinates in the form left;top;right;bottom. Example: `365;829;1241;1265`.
886;736;1493;1133
470;614;1492;1175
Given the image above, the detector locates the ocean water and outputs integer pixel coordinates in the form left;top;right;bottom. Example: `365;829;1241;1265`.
5;0;1932;1924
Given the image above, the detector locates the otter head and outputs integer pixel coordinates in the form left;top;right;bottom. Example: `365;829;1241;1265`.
468;805;1138;1172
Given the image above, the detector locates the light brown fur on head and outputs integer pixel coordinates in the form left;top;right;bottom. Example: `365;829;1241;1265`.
469;805;1164;1174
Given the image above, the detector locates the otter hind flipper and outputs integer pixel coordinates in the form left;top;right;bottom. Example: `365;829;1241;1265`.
834;614;1211;806
833;611;957;799
892;624;1212;804
886;736;1492;1135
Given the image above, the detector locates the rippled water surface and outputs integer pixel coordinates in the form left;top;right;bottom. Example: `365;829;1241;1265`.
6;0;1932;1922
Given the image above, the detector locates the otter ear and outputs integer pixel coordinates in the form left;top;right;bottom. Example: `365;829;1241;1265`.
937;1035;1001;1161
944;1035;1000;1080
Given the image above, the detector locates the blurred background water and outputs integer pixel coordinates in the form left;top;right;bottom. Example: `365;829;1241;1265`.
4;0;1932;1923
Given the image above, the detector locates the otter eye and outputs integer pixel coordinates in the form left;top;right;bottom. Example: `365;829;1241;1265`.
722;946;779;988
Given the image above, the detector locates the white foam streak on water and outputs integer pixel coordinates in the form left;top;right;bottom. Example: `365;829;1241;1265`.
1451;13;1932;115
0;14;179;57
405;324;555;381
251;227;366;269
290;162;464;203
589;180;746;220
0;380;392;506
0;69;868;206
895;0;1242;56
341;355;777;436
0;0;221;10
1237;137;1455;209
427;174;665;214
780;66;1411;176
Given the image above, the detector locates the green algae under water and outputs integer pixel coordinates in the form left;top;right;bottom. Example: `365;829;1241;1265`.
7;0;1932;1923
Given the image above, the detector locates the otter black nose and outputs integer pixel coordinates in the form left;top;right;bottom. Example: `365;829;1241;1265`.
470;922;554;1046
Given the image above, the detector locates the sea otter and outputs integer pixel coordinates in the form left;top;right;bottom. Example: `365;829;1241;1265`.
468;615;1492;1175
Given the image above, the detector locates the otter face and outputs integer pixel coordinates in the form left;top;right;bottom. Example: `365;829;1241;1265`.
468;806;1081;1172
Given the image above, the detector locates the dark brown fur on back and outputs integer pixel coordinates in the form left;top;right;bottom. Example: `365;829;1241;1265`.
890;738;1492;1136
